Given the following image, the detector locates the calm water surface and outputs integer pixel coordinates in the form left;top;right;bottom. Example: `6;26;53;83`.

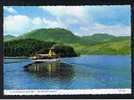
4;55;131;89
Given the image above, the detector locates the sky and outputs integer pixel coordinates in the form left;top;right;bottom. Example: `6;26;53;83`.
4;5;131;36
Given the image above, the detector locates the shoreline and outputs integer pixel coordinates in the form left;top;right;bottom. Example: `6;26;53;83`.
4;57;30;59
4;54;131;59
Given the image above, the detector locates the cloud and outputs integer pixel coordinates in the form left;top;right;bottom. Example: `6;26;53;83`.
4;15;31;36
4;6;17;14
42;18;67;28
4;15;67;36
39;6;131;36
4;14;130;37
30;17;67;29
77;23;131;36
39;6;92;22
39;5;130;26
4;6;131;37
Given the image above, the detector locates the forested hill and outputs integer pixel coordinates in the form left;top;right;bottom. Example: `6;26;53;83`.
4;28;131;55
5;28;130;45
4;39;77;57
19;28;80;44
4;35;16;41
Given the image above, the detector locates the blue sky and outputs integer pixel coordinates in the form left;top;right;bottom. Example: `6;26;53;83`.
4;6;131;36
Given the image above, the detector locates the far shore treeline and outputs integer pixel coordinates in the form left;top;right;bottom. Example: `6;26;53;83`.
4;39;77;57
4;28;131;57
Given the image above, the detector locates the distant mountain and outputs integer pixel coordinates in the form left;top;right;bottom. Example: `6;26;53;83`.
81;33;115;44
19;28;80;44
4;35;16;41
81;33;130;45
4;28;131;55
18;28;130;45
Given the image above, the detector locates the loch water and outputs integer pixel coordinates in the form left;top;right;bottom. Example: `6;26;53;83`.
4;55;131;89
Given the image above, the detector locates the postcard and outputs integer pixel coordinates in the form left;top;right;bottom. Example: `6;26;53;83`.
2;5;133;98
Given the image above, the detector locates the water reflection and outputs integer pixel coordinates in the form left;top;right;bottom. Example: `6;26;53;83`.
24;61;75;81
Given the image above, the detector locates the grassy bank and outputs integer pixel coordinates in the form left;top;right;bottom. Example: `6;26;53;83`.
68;39;131;55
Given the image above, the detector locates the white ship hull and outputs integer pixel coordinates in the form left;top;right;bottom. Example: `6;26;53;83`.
32;59;60;62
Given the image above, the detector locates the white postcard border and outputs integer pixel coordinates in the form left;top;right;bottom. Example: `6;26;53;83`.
4;88;131;95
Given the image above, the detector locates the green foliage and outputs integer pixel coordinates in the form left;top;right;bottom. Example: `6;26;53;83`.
52;44;77;57
4;39;77;57
4;28;131;55
81;33;130;45
81;33;115;45
4;39;55;56
19;28;81;44
70;39;131;55
4;35;16;41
